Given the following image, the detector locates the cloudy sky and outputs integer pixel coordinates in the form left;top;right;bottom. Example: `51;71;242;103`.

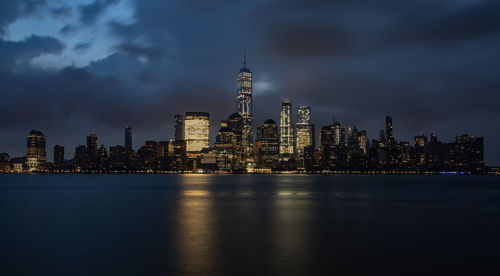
1;0;499;164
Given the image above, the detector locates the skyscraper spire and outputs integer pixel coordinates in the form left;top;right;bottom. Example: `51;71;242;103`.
243;44;247;69
237;44;254;165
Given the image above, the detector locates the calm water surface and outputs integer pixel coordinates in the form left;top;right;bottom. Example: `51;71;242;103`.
1;175;500;275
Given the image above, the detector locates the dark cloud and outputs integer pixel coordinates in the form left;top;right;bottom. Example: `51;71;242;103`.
0;35;64;71
116;43;164;59
59;24;78;34
260;19;356;58
78;0;118;26
1;0;500;165
384;1;500;47
0;0;46;36
50;5;72;18
73;41;91;51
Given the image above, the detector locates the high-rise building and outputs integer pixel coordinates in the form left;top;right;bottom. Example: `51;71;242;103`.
87;133;98;169
53;145;64;165
297;105;311;125
359;130;368;154
279;99;294;159
109;145;135;170
0;153;10;172
386;116;394;145
185;112;210;158
255;119;280;169
236;51;254;162
171;116;187;171
124;125;132;149
26;130;46;171
449;134;484;171
174;115;183;141
296;105;314;169
98;145;109;170
74;145;87;169
414;133;428;166
227;113;244;170
333;122;341;146
215;123;235;171
414;133;427;148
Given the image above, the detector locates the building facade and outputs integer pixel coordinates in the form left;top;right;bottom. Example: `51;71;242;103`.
124;125;132;149
184;112;210;158
255;119;280;169
296;105;314;169
26;130;46;171
279;99;294;159
53;145;64;166
87;133;98;169
236;54;254;163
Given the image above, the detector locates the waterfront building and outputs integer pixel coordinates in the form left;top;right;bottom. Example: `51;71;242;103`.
279;99;294;160
0;153;10;172
174;115;183;141
255;119;280;169
124;125;132;149
296;105;314;169
26;130;46;171
109;145;135;170
74;145;87;169
185;112;210;158
98;145;109;170
215;124;235;171
236;52;254;162
87;134;98;169
386;116;394;145
53;145;64;166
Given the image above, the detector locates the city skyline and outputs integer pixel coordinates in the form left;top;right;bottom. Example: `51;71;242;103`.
0;1;499;165
0;57;491;171
2;98;487;173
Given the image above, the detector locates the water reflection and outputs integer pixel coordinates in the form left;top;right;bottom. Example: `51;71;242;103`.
172;175;320;275
271;176;314;275
174;175;218;275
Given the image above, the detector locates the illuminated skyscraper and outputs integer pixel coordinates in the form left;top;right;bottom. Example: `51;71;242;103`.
359;130;368;154
26;130;46;171
279;99;294;158
124;125;132;149
386;116;394;145
185;112;210;158
333;122;341;146
296;105;314;168
236;50;254;162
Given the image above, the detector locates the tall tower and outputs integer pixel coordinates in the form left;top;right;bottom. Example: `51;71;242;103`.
296;105;314;160
279;99;294;159
385;116;393;145
26;130;46;171
174;115;183;141
124;125;132;149
53;145;64;165
87;133;98;169
236;49;254;162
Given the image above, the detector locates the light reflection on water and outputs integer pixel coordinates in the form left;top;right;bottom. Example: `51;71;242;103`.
1;174;500;275
176;175;217;275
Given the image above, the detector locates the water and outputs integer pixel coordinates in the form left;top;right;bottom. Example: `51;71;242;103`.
1;175;500;275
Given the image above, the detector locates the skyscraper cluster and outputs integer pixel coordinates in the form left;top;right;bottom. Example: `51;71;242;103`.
0;56;488;174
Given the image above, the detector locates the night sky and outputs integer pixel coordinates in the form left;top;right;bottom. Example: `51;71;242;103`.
1;0;499;165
